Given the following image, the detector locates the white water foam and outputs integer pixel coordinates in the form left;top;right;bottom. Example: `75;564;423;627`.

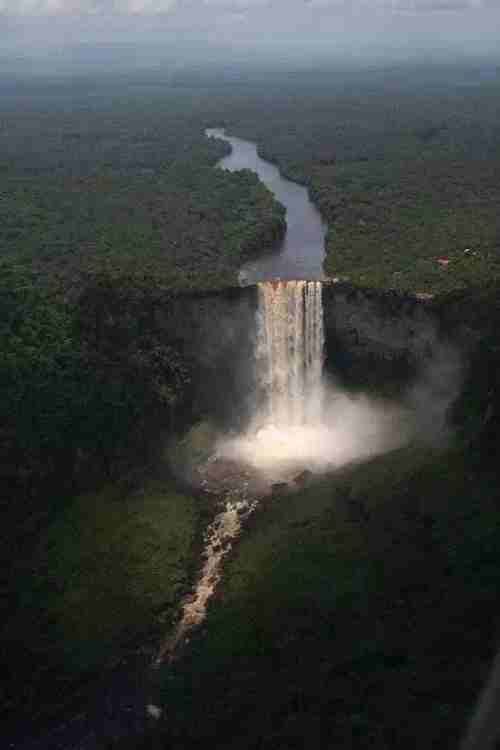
217;280;409;480
256;280;324;426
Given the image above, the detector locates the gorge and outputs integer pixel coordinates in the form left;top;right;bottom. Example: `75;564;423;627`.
152;132;465;675
157;276;422;667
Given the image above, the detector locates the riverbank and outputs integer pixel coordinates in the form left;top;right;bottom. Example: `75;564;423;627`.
219;72;500;296
207;128;326;283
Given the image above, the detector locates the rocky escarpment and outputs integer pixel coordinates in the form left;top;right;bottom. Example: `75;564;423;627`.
159;282;454;417
155;285;258;428
322;281;444;389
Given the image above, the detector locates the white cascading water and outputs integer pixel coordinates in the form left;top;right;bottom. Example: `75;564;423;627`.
217;278;408;479
217;280;337;478
156;282;327;664
256;280;324;426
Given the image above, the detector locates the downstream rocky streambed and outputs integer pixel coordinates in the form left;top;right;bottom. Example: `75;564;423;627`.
156;435;320;667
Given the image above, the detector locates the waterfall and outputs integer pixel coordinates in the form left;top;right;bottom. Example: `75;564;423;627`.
256;280;324;426
216;276;404;478
155;281;326;664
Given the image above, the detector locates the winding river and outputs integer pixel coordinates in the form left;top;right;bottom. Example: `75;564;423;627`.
153;131;327;666
206;128;326;283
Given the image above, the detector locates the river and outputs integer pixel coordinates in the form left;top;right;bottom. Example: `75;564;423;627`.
206;128;326;283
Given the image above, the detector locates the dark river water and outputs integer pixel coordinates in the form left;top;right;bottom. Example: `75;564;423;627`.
206;128;326;282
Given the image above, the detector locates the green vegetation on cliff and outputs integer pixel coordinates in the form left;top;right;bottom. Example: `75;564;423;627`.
0;263;189;508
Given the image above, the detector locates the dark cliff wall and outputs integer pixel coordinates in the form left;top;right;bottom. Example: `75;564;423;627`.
157;281;457;427
156;285;259;428
322;281;444;389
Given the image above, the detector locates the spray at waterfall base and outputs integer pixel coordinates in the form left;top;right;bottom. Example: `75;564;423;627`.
160;281;460;663
208;281;413;488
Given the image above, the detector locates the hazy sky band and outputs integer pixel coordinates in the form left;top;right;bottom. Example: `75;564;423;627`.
1;0;498;16
1;0;499;69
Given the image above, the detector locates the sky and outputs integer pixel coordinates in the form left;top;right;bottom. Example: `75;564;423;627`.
1;0;500;70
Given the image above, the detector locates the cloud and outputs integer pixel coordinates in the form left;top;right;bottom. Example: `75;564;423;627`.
388;0;484;11
304;0;487;8
0;0;177;13
203;0;270;7
0;0;492;13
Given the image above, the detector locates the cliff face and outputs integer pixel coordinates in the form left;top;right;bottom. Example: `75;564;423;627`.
156;281;454;423
322;282;439;360
321;282;444;389
156;285;259;427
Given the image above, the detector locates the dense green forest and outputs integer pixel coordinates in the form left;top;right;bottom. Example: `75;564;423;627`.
0;88;285;291
0;80;286;522
0;81;286;731
2;65;500;747
3;66;500;301
217;66;500;294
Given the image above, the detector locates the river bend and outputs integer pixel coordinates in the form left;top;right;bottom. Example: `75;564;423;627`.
206;128;326;283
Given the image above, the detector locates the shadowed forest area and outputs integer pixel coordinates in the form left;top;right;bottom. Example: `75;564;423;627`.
2;63;500;748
